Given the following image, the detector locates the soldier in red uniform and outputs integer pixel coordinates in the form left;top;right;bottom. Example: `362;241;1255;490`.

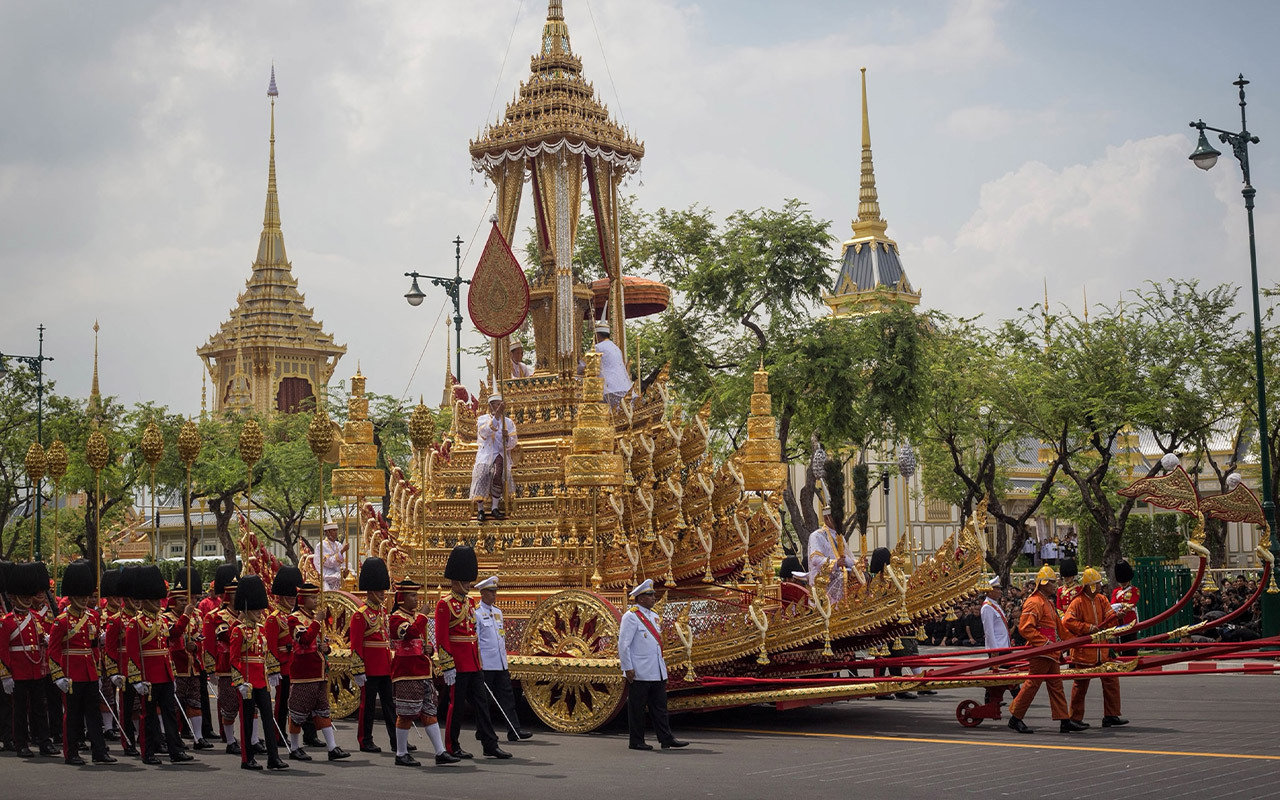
389;578;458;767
1;561;58;758
350;557;396;754
230;575;287;771
205;564;252;755
267;566;302;749
1008;566;1089;735
1111;561;1140;642
126;565;194;765
284;580;349;762
100;567;138;756
1055;558;1081;612
47;559;115;765
435;545;506;759
167;568;211;750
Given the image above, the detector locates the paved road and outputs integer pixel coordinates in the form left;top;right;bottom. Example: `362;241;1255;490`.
5;673;1277;799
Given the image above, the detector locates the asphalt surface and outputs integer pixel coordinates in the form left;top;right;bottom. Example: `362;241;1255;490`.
4;672;1278;799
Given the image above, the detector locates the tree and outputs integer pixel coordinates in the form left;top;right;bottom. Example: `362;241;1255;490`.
245;411;330;566
0;365;52;559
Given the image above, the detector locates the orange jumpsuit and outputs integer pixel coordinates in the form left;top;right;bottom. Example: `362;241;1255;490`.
1062;590;1121;720
1009;590;1070;721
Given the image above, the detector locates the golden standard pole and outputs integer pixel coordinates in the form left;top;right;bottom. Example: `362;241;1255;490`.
141;420;164;562
307;405;334;615
85;424;109;596
47;439;67;587
178;419;203;606
24;442;46;563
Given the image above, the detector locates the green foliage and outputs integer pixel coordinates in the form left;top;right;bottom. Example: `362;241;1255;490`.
824;458;845;537
1120;514;1189;561
851;463;870;537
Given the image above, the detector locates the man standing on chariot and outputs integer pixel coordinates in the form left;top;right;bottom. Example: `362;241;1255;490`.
593;321;632;409
807;507;861;604
471;394;517;522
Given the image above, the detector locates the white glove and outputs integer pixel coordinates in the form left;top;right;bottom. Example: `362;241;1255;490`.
2;677;13;695
133;682;150;696
55;678;71;693
352;673;367;688
268;673;280;689
238;683;252;699
443;669;456;687
110;674;125;689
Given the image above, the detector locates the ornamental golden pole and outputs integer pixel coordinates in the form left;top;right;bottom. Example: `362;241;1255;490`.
24;442;46;563
238;418;263;521
141;420;165;561
85;423;109;597
177;419;202;606
307;405;334;611
46;440;67;587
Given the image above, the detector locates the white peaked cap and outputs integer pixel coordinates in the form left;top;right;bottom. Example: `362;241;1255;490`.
594;322;611;334
508;339;525;351
988;576;1001;588
488;393;503;404
629;578;655;598
474;576;499;591
790;571;811;581
323;521;339;531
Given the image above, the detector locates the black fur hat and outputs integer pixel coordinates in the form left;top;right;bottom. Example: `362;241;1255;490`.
271;566;303;597
358;557;391;592
214;563;241;595
869;547;891;576
0;560;11;594
101;567;123;599
443;545;478;583
10;560;50;597
1059;558;1079;579
61;558;97;597
133;565;169;601
1115;560;1134;583
234;574;269;611
780;555;802;581
171;566;200;594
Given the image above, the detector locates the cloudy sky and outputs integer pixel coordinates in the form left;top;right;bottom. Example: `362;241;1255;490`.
2;0;1278;414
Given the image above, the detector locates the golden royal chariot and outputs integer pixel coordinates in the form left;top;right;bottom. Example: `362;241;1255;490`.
235;1;992;731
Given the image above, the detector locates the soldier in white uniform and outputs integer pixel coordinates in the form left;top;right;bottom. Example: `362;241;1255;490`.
474;576;530;742
593;322;632;409
469;394;518;522
617;579;688;751
509;339;533;379
807;508;859;605
315;522;347;591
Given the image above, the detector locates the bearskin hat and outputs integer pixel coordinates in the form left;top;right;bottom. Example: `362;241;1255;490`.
358;557;391;592
213;563;241;596
100;568;122;599
61;558;97;597
10;560;50;597
1114;560;1134;583
869;547;891;576
0;560;11;595
171;566;200;594
443;545;478;583
271;565;303;598
1059;558;1078;579
234;574;269;611
132;565;169;601
780;555;802;581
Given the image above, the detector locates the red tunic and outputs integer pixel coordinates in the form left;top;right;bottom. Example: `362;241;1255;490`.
165;608;200;677
1111;585;1140;626
0;608;50;681
287;610;325;684
203;606;237;676
126;611;176;684
390;609;433;682
47;607;100;683
1056;583;1082;612
264;608;292;678
434;593;480;673
348;604;392;677
101;607;129;679
230;621;269;689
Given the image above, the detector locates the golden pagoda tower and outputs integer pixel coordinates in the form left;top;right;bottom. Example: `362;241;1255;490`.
824;69;921;317
198;66;345;414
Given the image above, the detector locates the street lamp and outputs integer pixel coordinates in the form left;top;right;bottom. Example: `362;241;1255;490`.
1;324;54;561
404;236;471;383
1187;74;1277;630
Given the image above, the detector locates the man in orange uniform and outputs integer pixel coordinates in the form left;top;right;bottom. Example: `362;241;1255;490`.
1063;567;1129;728
435;545;507;759
389;578;458;767
1008;566;1088;734
166;568;212;750
1;561;58;758
1111;561;1140;642
125;565;194;765
229;575;287;771
46;559;115;765
285;579;350;762
349;556;396;754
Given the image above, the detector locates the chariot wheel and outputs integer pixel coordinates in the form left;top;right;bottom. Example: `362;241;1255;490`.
955;699;982;728
320;590;363;719
518;589;627;733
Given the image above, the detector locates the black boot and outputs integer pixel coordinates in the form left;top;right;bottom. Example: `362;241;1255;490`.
450;747;473;759
92;753;118;764
193;738;214;750
241;758;262;770
435;751;461;765
267;757;289;770
289;748;312;762
328;747;351;761
395;753;420;767
1102;715;1129;727
1008;716;1033;734
225;741;241;755
1060;719;1089;733
483;745;513;759
65;755;87;766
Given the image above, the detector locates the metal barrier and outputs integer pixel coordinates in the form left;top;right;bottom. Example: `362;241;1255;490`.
1134;556;1192;636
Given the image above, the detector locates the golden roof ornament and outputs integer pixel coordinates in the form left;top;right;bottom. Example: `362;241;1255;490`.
238;419;263;467
409;398;435;449
565;351;624;488
740;359;785;492
45;439;68;481
141;420;165;468
85;423;109;472
331;369;384;497
307;405;334;459
25;442;47;484
177;419;203;466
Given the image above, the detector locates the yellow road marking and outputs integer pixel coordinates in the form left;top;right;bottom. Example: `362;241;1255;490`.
694;726;1280;761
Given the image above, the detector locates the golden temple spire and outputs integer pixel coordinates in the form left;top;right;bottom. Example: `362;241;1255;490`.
257;65;286;267
88;320;101;421
852;68;887;239
542;0;571;57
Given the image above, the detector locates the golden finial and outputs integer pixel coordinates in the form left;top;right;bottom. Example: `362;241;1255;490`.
238;419;263;467
1082;285;1089;322
178;418;202;466
307;404;334;459
89;320;102;420
409;399;435;450
141;420;165;468
25;442;47;484
85;422;109;472
851;68;887;238
201;370;207;419
45;439;68;481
